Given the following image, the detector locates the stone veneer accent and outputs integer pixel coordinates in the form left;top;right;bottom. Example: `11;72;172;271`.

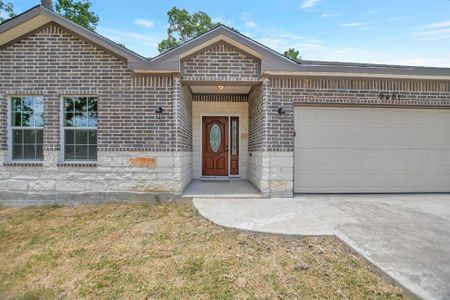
248;151;293;197
0;150;191;204
181;41;260;81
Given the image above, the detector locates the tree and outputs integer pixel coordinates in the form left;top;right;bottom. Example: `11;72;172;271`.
55;0;99;31
0;0;15;24
158;7;237;53
284;48;301;61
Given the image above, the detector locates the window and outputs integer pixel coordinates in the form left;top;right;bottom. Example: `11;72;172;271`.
62;96;97;161
10;96;44;161
231;117;238;156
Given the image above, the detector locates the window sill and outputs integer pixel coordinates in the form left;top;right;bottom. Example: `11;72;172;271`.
57;162;97;167
3;161;44;167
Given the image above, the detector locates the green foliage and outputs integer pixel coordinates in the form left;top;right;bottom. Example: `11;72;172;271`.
55;0;99;31
0;0;15;24
284;48;301;61
158;7;238;53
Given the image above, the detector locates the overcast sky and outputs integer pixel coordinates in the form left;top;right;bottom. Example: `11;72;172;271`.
11;0;450;67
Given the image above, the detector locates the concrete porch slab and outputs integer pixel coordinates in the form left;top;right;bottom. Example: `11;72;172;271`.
183;179;262;198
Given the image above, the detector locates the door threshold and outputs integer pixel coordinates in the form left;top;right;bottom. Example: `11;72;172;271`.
200;176;241;181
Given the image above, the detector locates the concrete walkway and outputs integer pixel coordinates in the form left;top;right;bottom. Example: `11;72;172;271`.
183;179;261;198
193;194;450;300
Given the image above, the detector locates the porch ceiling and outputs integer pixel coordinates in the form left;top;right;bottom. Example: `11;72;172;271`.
182;79;260;94
190;85;252;94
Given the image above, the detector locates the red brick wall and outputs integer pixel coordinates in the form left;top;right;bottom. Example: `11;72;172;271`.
181;41;260;81
267;77;450;152
0;23;176;152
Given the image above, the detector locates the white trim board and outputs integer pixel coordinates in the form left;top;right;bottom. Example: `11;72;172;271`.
198;113;242;178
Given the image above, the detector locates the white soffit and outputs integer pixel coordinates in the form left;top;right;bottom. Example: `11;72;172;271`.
0;15;50;47
190;85;252;94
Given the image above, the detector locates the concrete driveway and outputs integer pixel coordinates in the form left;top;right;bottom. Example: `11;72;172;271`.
194;194;450;299
296;194;450;300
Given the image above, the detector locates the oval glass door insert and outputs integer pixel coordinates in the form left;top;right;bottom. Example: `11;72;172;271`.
209;124;222;152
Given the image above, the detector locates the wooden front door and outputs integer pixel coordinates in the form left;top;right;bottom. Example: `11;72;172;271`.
202;117;228;176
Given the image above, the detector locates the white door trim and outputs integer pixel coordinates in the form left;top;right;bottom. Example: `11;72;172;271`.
199;112;241;178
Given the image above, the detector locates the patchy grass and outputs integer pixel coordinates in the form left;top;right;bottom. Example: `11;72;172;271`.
0;203;406;299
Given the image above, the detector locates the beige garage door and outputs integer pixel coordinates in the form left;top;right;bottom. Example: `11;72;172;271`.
294;106;450;193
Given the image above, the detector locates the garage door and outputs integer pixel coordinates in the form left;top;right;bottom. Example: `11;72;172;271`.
294;106;450;193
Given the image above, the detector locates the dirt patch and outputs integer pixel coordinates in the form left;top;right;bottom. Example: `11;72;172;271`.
0;203;407;299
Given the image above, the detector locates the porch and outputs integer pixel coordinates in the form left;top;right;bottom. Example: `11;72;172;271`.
182;179;262;198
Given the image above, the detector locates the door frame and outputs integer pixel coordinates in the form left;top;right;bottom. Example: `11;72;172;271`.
199;113;241;178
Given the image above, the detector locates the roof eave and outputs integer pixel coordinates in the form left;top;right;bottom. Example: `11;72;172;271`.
0;5;149;65
263;70;450;80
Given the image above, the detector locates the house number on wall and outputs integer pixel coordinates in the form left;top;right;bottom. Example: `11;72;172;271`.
378;92;400;100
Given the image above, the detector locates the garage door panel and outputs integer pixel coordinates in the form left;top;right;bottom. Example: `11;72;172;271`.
431;151;450;171
294;107;450;193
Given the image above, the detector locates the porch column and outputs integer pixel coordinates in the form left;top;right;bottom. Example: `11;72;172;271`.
248;78;294;198
173;77;193;193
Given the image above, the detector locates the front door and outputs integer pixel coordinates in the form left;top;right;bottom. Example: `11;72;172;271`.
202;117;228;176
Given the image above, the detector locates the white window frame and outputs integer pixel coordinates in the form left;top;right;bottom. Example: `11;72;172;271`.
7;96;44;162
60;95;98;163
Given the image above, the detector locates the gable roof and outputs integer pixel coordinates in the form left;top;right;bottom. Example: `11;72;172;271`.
132;25;301;73
1;6;450;80
132;25;450;79
0;5;148;65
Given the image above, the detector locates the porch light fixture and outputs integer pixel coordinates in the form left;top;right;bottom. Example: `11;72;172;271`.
217;85;224;91
277;107;286;115
155;107;164;119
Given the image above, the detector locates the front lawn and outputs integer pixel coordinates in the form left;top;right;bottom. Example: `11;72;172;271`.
0;203;406;299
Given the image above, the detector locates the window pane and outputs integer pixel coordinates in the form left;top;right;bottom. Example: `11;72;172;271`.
36;145;43;160
64;113;74;126
34;98;44;115
73;113;88;127
31;113;44;127
88;145;97;160
21;112;33;127
23;130;36;144
36;130;43;144
65;145;75;160
88;130;97;144
232;120;237;156
12;145;22;160
75;145;88;160
22;97;34;113
76;130;88;144
88;97;97;111
74;97;87;112
64;97;74;112
12;98;21;112
23;145;36;160
12;129;22;144
65;130;75;144
87;111;97;127
12;113;21;126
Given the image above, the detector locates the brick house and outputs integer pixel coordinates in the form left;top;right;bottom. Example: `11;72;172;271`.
1;5;449;204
